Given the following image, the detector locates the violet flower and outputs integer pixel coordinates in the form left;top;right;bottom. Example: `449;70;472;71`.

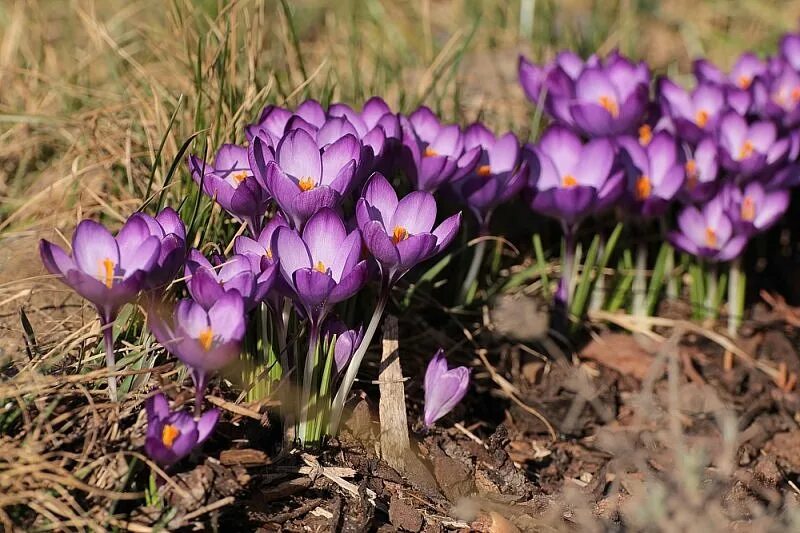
454;123;529;230
273;207;368;325
667;195;748;262
40;218;161;398
526;125;622;307
322;318;364;374
780;33;800;71
400;108;480;193
245;104;293;145
356;172;461;286
752;62;800;128
148;292;246;411
519;51;650;137
188;144;269;234
133;208;187;289
658;79;726;144
527;125;622;226
250;128;361;229
144;393;219;467
423;349;470;427
618;131;685;217
716;111;788;177
185;250;276;312
694;53;767;91
679;137;720;203
328;97;402;175
723;181;790;237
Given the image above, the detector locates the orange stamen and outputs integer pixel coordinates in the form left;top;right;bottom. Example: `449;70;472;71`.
738;140;755;160
423;146;438;157
695;109;710;128
233;171;248;183
705;227;717;248
562;174;578;188
265;248;273;260
638;124;652;146
635;175;652;201
315;261;327;273
392;226;409;244
477;165;492;177
198;327;214;351
161;424;180;448
298;177;315;191
100;258;115;289
685;159;698;190
738;75;752;90
792;87;800;103
598;95;619;118
741;196;756;221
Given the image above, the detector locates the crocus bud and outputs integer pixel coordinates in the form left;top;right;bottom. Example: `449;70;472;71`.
423;349;470;427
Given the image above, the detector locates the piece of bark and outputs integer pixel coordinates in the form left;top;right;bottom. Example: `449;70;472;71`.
378;315;440;496
379;315;410;472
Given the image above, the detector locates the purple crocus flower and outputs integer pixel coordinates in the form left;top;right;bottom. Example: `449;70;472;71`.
527;125;622;307
527;125;623;226
658;79;726;144
679;137;720;203
667;195;748;262
356;172;461;285
148;292;246;409
618;131;685;217
245;104;293;145
233;213;288;269
716;112;788;177
568;53;650;137
723;181;790;237
273;207;368;324
694;53;767;91
189;144;270;234
452;123;529;230
780;33;800;71
40;218;161;322
132;208;187;289
40;218;161;398
423;349;469;427
184;249;276;312
400;108;480;193
752;63;800;128
250;128;361;229
144;393;219;467
519;51;651;137
322;318;364;373
328;97;402;174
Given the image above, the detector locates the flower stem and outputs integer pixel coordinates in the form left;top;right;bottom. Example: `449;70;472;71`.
632;241;648;318
705;263;719;321
556;224;577;311
100;313;117;402
329;288;390;436
728;257;745;338
458;238;488;304
298;321;321;444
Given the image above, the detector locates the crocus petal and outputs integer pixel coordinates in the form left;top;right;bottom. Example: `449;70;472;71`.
273;227;312;278
72;220;120;275
196;409;220;443
390;191;437;235
208;292;246;341
40;240;75;277
361;172;399;226
328;261;368;304
277;129;322;181
431;212;462;254
303;208;347;269
362;220;401;266
293;268;336;310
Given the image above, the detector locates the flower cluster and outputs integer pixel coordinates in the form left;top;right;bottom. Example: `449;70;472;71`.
518;39;799;312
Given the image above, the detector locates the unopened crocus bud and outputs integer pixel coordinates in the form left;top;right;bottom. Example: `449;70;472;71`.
423;349;470;427
144;393;219;467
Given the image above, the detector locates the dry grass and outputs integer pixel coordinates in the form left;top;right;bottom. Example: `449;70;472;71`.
2;0;800;529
